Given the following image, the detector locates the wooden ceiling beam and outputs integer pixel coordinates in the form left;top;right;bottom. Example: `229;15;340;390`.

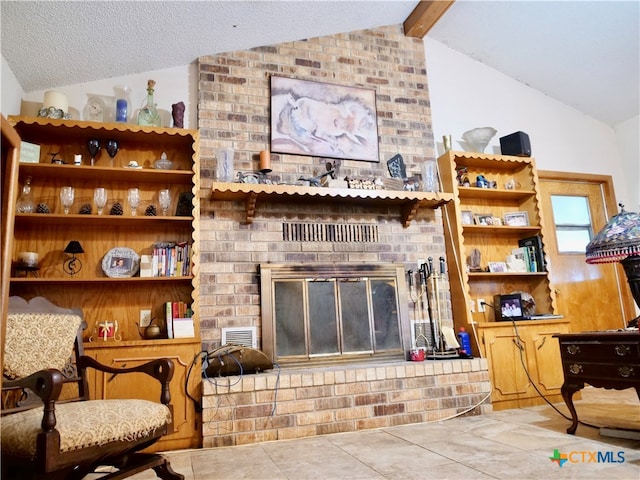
403;0;455;38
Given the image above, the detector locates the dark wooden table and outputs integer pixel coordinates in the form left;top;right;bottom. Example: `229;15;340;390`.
554;331;640;434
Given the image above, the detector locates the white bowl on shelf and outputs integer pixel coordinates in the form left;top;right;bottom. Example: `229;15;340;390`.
458;127;497;153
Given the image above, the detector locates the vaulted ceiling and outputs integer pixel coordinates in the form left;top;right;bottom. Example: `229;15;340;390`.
1;1;638;127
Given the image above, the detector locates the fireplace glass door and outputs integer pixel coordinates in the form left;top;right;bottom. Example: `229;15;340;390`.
263;264;407;364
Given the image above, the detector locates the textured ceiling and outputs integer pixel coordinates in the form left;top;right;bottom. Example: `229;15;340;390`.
1;1;638;127
428;1;640;127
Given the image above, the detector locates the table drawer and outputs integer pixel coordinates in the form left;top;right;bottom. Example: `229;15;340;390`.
562;361;640;383
559;340;640;362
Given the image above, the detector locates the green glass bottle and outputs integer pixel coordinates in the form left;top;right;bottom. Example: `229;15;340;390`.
137;79;161;127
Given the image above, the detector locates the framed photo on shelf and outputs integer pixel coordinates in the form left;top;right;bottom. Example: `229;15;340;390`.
461;210;474;225
101;247;140;278
474;213;494;226
488;261;507;273
504;211;529;227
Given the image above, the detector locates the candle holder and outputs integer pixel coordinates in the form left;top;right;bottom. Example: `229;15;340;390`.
259;150;272;174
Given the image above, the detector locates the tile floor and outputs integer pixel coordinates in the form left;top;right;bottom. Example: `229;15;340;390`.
126;387;639;480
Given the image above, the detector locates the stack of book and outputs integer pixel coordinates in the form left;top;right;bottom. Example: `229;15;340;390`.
512;235;546;272
165;301;194;339
151;241;191;277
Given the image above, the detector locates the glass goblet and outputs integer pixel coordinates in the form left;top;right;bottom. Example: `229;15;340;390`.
106;139;119;167
158;189;171;216
127;188;140;216
87;138;101;166
94;187;107;215
60;186;75;214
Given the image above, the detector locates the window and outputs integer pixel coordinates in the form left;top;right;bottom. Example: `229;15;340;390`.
261;264;408;365
550;195;593;253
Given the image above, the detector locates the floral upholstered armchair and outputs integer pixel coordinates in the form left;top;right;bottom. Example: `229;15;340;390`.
1;297;184;480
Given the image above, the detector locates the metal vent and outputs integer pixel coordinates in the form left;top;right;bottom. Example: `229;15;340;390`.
221;326;257;348
283;222;379;242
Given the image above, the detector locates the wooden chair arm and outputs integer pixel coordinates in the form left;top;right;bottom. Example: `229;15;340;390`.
78;356;174;405
3;369;64;431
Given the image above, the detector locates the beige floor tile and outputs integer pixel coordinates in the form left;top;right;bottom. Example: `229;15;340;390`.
82;387;639;480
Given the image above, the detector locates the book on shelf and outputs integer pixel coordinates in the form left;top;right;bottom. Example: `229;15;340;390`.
152;241;191;277
518;235;545;272
510;247;530;272
165;301;194;339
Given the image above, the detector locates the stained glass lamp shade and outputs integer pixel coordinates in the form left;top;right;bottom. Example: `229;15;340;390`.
585;206;640;326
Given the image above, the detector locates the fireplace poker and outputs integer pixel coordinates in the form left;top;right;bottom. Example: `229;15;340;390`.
422;259;438;354
408;269;429;348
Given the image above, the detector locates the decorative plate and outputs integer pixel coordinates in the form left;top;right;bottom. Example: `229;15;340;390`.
101;247;140;278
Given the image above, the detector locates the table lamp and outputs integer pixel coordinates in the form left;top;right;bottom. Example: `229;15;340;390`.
585;205;640;327
63;240;84;276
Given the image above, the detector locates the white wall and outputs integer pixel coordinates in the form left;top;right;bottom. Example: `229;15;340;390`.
615;116;640;211
1;56;24;116
2;58;198;130
424;38;634;212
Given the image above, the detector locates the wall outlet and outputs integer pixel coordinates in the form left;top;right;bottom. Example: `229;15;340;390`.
140;309;152;327
477;299;486;313
468;299;475;313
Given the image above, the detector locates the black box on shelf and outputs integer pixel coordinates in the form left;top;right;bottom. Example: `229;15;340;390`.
500;131;531;157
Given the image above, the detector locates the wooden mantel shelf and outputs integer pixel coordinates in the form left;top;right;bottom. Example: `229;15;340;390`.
210;182;453;227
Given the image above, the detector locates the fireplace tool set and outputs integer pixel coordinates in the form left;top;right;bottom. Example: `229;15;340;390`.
408;257;459;359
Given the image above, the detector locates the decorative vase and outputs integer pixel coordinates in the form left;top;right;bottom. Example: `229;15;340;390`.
16;176;35;213
137;80;161;127
113;85;132;123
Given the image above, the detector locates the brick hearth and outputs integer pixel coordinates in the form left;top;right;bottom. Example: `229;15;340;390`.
202;359;491;447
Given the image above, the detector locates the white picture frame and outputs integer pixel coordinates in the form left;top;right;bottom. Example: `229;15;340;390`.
461;210;474;225
504;211;529;227
101;247;140;278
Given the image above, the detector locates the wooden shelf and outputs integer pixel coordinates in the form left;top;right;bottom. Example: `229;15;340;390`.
15;213;193;227
84;337;201;349
210;182;453;227
468;271;548;279
10;276;194;284
458;186;536;201
462;225;541;235
18;162;193;184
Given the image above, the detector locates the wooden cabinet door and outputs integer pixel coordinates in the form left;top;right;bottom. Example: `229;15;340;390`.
482;328;534;402
85;340;201;451
528;324;569;395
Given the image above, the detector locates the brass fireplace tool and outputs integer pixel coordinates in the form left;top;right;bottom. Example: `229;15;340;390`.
408;257;459;359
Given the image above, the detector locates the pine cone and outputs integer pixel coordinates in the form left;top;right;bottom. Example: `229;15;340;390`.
79;203;92;215
145;205;157;216
110;202;124;216
36;203;51;214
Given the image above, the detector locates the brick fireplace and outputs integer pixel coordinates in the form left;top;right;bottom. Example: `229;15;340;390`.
197;24;491;447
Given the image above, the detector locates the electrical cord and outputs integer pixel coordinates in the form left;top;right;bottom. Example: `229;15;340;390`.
481;301;601;430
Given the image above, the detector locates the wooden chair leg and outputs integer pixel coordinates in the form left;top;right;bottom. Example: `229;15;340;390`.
152;457;185;480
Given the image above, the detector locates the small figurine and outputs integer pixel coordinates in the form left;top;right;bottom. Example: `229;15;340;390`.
467;248;483;272
476;175;489;188
456;166;470;187
172;101;185;128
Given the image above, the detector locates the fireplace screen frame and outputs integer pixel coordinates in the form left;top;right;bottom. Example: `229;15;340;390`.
259;263;411;365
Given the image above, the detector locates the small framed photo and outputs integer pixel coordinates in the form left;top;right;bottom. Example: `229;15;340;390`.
492;217;502;226
461;210;474;225
474;213;494;226
488;261;507;273
504;211;529;227
101;247;140;278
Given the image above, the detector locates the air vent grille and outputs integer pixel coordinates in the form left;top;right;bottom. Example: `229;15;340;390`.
283;222;379;242
221;326;257;348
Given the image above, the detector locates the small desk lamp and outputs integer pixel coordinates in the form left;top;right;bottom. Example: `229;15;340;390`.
63;240;84;276
585;205;640;327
